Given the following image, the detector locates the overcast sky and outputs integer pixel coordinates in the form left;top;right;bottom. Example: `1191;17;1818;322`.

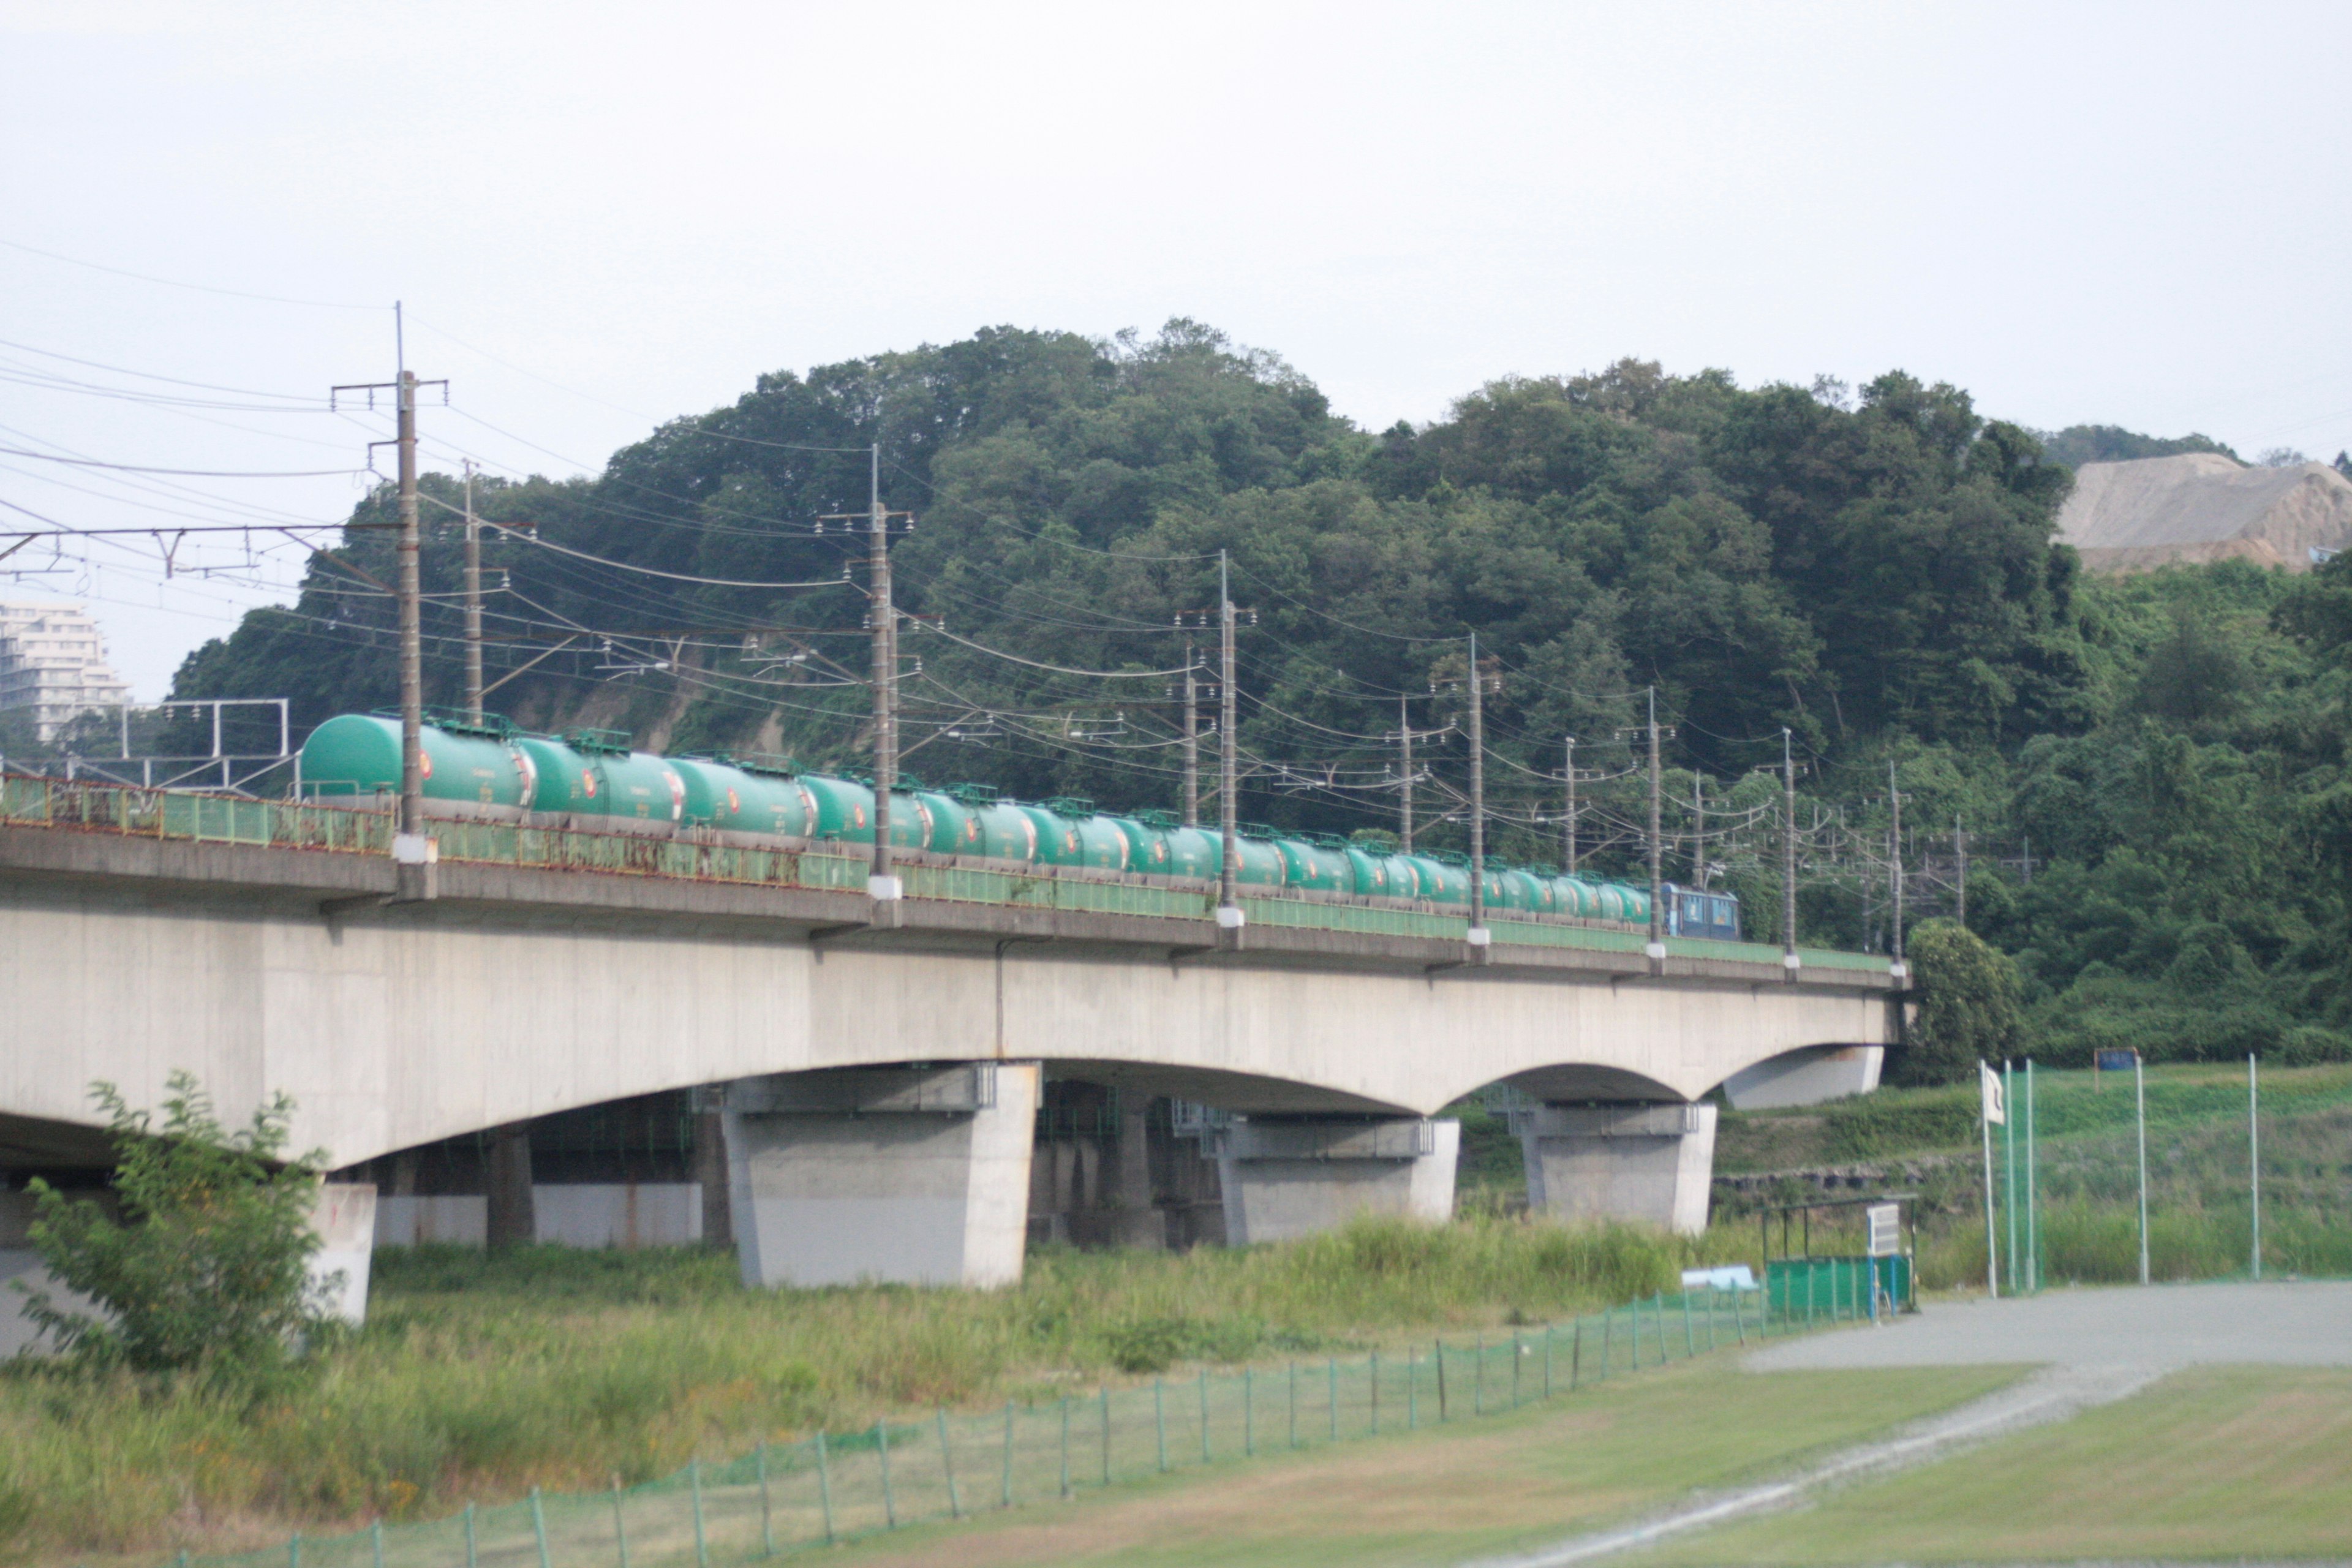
4;1;2348;699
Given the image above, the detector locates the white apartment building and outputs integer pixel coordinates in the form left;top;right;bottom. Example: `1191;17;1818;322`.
0;601;134;744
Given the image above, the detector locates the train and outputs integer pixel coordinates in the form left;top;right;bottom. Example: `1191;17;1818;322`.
296;712;1744;939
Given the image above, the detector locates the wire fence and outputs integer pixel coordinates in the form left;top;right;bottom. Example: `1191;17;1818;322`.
172;1283;1844;1568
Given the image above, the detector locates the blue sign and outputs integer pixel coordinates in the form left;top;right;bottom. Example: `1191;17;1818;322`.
2095;1049;2139;1073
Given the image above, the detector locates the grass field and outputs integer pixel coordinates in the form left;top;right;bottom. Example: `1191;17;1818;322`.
1634;1365;2352;1564
810;1360;2026;1568
0;1216;1732;1564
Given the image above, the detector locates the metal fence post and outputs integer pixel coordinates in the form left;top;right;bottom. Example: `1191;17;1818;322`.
1101;1387;1112;1486
687;1465;706;1568
1329;1357;1340;1440
1200;1368;1212;1463
1600;1308;1611;1378
1246;1366;1256;1454
757;1441;774;1557
877;1421;897;1529
534;1485;556;1568
611;1475;631;1568
1512;1332;1523;1406
938;1408;963;1519
1436;1342;1448;1421
1059;1398;1072;1499
1571;1317;1583;1390
1002;1401;1016;1510
1371;1349;1381;1433
288;1532;300;1568
1408;1345;1419;1428
1155;1379;1168;1472
816;1431;836;1544
464;1503;477;1568
1683;1291;1694;1356
1474;1334;1485;1415
1544;1324;1553;1397
1290;1360;1301;1446
371;1519;384;1568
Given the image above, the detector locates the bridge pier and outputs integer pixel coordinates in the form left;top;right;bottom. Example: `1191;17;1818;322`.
1518;1102;1717;1236
1215;1117;1459;1246
715;1063;1040;1289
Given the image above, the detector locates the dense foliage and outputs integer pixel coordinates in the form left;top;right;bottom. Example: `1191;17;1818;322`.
21;1074;334;1383
164;323;2351;1073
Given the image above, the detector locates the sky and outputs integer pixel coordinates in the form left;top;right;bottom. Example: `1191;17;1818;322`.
2;1;2348;700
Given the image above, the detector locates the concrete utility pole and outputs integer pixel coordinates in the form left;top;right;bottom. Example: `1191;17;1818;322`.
1467;631;1488;941
1888;760;1905;981
1691;774;1706;889
1182;647;1200;827
1399;696;1415;851
1562;736;1577;875
1782;728;1800;976
1216;551;1241;932
1955;817;1969;928
334;317;445;902
1646;687;1665;968
462;458;483;725
868;443;901;905
397;368;422;846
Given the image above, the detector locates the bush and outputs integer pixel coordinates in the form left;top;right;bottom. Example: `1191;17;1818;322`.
20;1072;336;1385
1896;920;2021;1084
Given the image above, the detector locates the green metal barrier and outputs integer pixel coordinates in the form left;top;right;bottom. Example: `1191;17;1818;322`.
1765;1256;1913;1321
0;777;1890;971
161;1283;1823;1568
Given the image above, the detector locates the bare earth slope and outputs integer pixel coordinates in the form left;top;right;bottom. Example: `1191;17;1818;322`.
2057;453;2352;572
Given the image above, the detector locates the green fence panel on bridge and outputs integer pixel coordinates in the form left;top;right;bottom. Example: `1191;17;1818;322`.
2;778;1894;972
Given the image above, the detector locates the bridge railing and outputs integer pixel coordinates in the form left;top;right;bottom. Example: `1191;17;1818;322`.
1;775;1885;971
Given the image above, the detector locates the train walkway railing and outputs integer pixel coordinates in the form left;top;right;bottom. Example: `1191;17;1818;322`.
165;1281;1879;1568
0;775;1883;972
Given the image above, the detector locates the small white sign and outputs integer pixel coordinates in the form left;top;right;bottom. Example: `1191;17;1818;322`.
1980;1061;2006;1126
1866;1202;1902;1257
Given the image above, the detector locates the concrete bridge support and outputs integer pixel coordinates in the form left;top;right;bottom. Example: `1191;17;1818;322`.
1520;1103;1717;1236
715;1063;1039;1289
1216;1117;1460;1246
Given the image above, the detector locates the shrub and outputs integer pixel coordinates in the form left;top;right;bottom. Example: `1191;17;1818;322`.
1896;920;2021;1084
20;1072;335;1385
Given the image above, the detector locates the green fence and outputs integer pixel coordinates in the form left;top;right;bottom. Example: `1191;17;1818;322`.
171;1285;1826;1568
0;776;1881;971
1764;1256;1913;1320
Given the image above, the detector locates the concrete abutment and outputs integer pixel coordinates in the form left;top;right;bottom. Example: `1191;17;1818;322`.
716;1063;1040;1289
1215;1117;1461;1246
1519;1102;1718;1236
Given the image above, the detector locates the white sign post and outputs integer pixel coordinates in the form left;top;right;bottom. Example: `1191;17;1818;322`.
1980;1061;2004;1298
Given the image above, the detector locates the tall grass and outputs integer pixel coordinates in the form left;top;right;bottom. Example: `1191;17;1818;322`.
0;1213;1699;1563
1916;1200;2352;1290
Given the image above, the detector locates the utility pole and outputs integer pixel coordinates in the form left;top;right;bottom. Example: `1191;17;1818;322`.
867;443;900;905
1399;696;1415;851
1182;647;1200;827
332;317;445;902
1466;631;1488;943
1782;729;1800;977
1691;774;1706;888
1954;818;1968;928
1562;737;1577;875
1646;689;1665;967
462;459;484;725
1216;551;1241;934
1888;760;1905;981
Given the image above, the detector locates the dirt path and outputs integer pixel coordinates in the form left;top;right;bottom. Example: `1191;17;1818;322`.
1461;1365;2155;1567
1475;1281;2352;1567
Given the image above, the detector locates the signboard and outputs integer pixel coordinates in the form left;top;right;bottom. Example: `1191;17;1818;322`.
1866;1202;1902;1257
2095;1049;2139;1074
1980;1062;2005;1125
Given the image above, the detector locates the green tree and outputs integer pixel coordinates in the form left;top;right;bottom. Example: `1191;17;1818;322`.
1896;919;2020;1085
21;1072;336;1382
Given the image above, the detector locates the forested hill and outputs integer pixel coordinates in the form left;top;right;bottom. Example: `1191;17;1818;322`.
170;321;2352;1072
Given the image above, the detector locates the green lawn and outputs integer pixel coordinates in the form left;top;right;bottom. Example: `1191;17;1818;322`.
1636;1365;2352;1564
816;1360;2023;1568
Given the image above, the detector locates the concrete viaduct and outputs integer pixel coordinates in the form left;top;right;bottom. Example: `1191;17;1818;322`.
0;814;1898;1302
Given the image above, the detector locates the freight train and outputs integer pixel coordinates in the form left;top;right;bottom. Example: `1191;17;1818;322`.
296;713;1743;938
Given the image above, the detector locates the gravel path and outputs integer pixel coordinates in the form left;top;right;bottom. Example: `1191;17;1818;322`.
1460;1282;2352;1568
